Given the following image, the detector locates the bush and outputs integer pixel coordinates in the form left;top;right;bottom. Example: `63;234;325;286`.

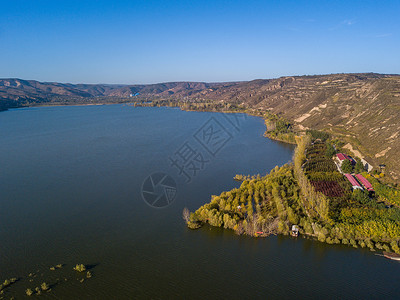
26;288;33;296
318;233;326;242
307;130;330;142
41;282;49;291
277;220;288;234
365;239;374;249
187;221;201;229
391;241;400;253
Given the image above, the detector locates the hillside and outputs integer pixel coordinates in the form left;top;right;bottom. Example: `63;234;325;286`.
1;74;399;181
193;73;400;182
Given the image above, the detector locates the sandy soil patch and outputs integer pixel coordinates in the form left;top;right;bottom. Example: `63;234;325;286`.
343;143;364;158
387;132;399;140
375;147;391;158
295;113;311;123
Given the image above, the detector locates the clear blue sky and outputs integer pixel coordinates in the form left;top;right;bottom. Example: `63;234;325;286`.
0;0;399;84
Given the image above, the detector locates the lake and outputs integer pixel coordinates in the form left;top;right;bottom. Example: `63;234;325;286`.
0;105;399;299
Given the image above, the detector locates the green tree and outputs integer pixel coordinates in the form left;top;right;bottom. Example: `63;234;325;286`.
352;189;371;205
325;143;336;158
341;160;353;173
354;158;364;173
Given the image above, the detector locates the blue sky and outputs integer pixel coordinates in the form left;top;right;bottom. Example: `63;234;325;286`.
0;0;399;84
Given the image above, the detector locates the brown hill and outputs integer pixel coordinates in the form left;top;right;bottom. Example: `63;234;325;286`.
178;73;400;181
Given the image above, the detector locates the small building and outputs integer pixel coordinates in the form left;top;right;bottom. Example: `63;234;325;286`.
344;173;364;190
336;153;348;161
291;225;299;237
337;153;355;165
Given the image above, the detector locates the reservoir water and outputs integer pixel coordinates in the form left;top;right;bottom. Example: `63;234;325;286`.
0;105;399;299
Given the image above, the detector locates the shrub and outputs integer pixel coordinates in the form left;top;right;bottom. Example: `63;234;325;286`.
41;282;49;291
26;288;33;296
277;220;288;234
318;233;326;242
73;264;86;272
365;239;374;249
390;241;400;253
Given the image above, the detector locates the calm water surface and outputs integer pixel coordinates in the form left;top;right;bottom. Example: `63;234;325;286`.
0;105;399;299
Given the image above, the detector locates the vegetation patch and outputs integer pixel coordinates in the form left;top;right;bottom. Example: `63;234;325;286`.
187;134;400;255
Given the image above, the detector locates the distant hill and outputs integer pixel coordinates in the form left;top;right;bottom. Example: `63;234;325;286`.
0;79;228;103
1;73;399;182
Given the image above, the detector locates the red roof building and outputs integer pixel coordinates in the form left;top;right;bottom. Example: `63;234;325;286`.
344;173;363;190
337;153;355;165
355;174;374;191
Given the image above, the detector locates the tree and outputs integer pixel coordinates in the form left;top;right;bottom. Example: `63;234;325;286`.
352;189;370;205
325;142;336;158
354;158;364;173
341;160;353;173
